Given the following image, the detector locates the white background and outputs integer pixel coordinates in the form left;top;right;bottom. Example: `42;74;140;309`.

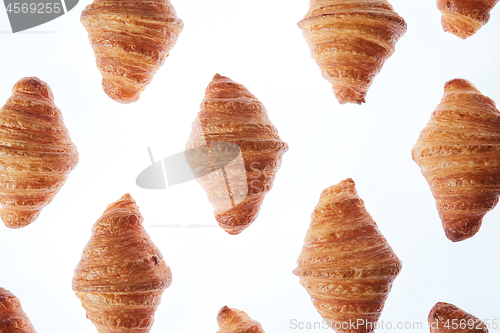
1;1;499;332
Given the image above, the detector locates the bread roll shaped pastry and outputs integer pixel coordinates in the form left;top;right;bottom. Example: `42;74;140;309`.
186;74;288;235
298;0;407;104
216;306;265;333
412;79;500;242
72;194;172;333
437;0;499;39
293;179;401;333
0;77;79;229
428;302;488;332
81;0;183;103
0;288;37;333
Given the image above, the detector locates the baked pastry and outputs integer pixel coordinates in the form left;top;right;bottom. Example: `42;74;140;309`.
298;0;407;104
0;77;79;229
412;79;500;242
72;194;172;333
216;306;265;333
293;178;402;333
437;0;499;39
0;288;37;333
429;302;488;332
185;74;288;235
81;0;183;103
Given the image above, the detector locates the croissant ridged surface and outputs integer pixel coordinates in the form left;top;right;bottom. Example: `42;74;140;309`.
0;77;79;229
216;306;265;333
298;0;407;104
293;178;402;333
185;74;288;235
437;0;499;39
0;288;36;333
412;79;500;242
72;194;172;333
428;302;488;332
81;0;183;103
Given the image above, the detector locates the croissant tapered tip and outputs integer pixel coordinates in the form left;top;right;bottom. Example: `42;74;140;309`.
12;77;53;100
429;302;489;332
444;78;480;93
443;216;483;242
217;306;233;323
0;210;40;229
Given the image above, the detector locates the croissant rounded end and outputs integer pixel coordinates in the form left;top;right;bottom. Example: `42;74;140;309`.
319;178;357;200
217;305;233;325
444;218;482;242
440;13;481;39
102;79;142;104
444;78;479;93
12;77;54;100
1;209;40;229
334;86;367;105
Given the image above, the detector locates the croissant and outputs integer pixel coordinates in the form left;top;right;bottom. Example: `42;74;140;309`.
0;288;36;333
216;306;265;333
437;0;499;39
0;77;79;229
298;0;407;104
185;74;288;235
428;302;488;332
412;79;500;242
72;194;172;333
293;178;402;333
81;0;183;103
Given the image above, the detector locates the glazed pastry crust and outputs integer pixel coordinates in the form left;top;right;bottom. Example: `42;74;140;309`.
0;288;36;333
72;194;172;333
293;179;401;333
81;0;183;103
0;77;79;229
429;302;488;333
298;0;407;104
437;0;499;39
216;306;265;333
412;79;500;242
186;74;288;235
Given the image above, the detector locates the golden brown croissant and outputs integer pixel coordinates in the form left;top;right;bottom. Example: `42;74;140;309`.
0;288;36;333
216;306;265;333
72;194;172;333
298;0;407;104
428;302;488;332
293;178;402;333
437;0;499;39
0;77;79;229
81;0;183;103
185;74;288;235
412;79;500;242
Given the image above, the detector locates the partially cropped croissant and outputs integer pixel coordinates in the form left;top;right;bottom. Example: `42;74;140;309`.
429;302;488;332
72;194;172;333
412;79;500;242
0;77;79;229
185;74;288;235
81;0;183;103
293;179;402;333
298;0;407;104
0;288;36;333
437;0;499;39
216;306;265;333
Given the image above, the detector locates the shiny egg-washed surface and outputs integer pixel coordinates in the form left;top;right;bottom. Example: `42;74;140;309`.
0;77;79;229
72;194;172;333
298;0;407;104
412;79;500;242
293;178;402;333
